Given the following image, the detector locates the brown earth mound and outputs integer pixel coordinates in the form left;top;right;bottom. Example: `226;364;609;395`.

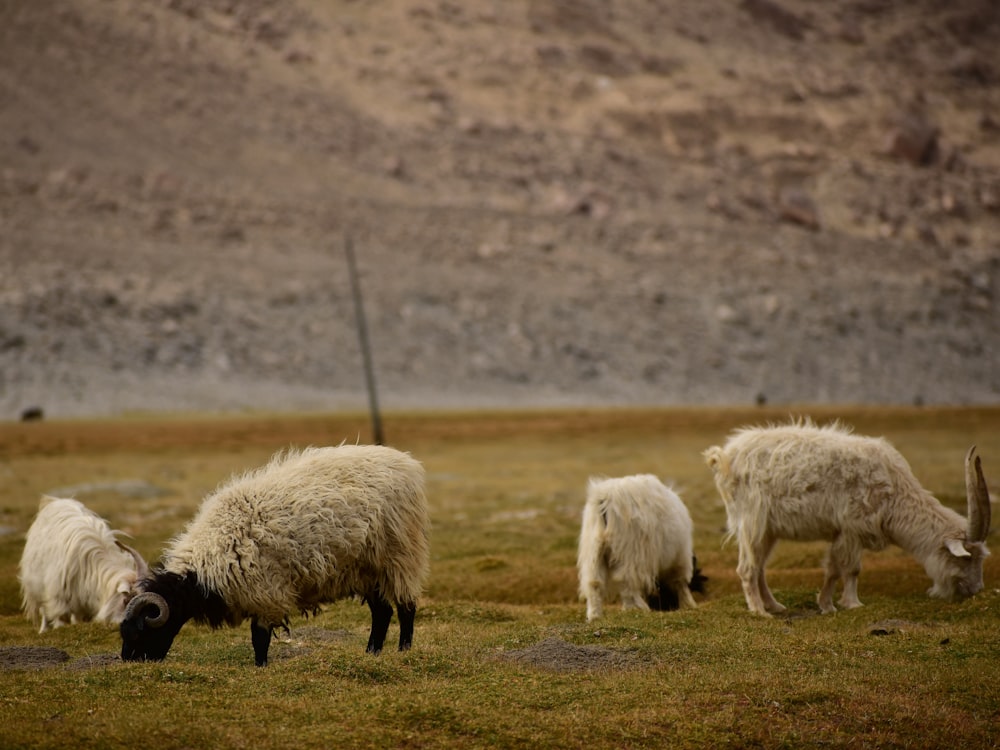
498;636;646;672
0;646;71;670
2;0;998;417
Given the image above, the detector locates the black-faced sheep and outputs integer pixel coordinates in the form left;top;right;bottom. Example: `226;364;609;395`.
704;421;992;616
120;445;431;666
19;496;149;633
577;474;702;621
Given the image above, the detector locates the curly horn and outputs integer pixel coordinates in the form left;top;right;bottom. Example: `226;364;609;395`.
966;446;992;543
124;591;170;628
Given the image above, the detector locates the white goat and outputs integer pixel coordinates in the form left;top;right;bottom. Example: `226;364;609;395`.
120;445;431;666
578;474;699;621
19;496;149;633
704;421;992;616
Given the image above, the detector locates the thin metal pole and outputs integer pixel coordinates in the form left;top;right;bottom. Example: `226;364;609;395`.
344;234;384;445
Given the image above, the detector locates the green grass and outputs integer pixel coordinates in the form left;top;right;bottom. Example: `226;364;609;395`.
1;406;999;748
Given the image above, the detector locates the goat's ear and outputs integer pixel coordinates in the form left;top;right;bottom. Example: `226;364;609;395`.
945;538;972;558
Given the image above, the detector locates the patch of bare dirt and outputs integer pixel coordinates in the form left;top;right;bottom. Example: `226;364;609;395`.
1;0;999;417
0;647;123;671
0;646;70;670
497;636;647;672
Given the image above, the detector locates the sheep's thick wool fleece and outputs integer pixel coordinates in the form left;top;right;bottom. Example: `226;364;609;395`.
163;445;430;625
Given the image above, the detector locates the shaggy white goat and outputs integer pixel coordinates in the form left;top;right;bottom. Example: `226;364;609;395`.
704;421;992;616
19;496;149;633
120;445;431;666
578;474;699;621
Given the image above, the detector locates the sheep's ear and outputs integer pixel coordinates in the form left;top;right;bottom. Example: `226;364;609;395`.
945;538;971;558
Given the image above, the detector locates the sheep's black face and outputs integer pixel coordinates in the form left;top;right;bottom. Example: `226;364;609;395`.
120;600;181;662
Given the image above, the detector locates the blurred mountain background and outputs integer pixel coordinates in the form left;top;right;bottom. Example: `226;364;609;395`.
1;0;998;417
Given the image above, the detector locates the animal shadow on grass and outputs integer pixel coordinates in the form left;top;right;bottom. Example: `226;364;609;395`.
268;626;358;661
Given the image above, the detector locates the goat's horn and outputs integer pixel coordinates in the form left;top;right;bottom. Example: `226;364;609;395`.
123;591;170;628
965;445;991;543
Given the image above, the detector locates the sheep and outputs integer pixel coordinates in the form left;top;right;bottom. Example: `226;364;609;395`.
18;496;149;633
120;445;431;666
703;421;992;616
577;474;701;621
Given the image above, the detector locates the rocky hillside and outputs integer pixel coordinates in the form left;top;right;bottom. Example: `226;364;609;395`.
1;0;998;417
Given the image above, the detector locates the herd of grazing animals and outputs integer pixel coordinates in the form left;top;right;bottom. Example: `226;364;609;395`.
16;420;993;666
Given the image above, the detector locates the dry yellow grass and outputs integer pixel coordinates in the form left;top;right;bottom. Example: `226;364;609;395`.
1;406;998;748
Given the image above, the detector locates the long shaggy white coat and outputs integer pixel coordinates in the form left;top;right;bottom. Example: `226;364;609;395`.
161;445;431;628
19;497;149;633
704;420;991;615
577;474;697;621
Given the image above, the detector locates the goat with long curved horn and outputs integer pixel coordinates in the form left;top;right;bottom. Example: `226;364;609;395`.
966;446;992;544
705;421;993;615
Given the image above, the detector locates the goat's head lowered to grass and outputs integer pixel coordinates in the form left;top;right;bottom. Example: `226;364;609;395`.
929;445;992;600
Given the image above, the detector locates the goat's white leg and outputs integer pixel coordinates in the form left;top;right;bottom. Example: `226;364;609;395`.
584;569;607;621
822;536;864;611
585;584;604;622
836;542;864;609
818;544;841;614
839;572;863;609
580;534;608;621
620;588;651;612
737;540;772;616
756;536;786;614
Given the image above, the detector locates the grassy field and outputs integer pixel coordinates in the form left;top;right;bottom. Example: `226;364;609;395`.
1;406;998;748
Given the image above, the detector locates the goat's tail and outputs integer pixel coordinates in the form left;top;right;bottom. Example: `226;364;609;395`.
703;445;742;546
702;446;727;477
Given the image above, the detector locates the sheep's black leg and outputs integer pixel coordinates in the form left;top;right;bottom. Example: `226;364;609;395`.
397;601;416;651
251;618;272;667
366;591;393;654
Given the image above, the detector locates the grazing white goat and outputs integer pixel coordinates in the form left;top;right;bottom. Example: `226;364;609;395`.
120;445;431;666
578;474;700;621
19;496;149;633
704;421;992;616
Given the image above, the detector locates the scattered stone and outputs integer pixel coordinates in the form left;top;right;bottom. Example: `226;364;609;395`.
741;0;809;41
867;619;930;636
916;223;939;246
777;187;820;230
948;48;994;84
884;112;939;166
17;135;41;155
836;17;865;45
20;406;44;422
